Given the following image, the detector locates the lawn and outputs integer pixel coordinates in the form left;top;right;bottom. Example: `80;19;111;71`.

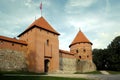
74;71;102;74
107;71;120;74
0;71;92;80
1;76;91;80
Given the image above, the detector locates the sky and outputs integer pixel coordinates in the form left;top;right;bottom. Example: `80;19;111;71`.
0;0;120;50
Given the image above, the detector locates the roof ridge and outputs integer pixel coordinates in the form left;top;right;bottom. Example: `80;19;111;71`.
18;16;60;37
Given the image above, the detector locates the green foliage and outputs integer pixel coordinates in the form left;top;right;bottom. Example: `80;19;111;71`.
107;36;120;71
93;36;120;71
93;49;108;70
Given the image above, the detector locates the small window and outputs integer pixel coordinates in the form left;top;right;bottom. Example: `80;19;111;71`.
79;56;81;59
12;43;14;46
47;31;49;34
46;39;49;46
0;40;3;44
21;45;23;47
76;49;79;53
83;49;86;52
87;55;89;58
40;29;42;31
53;33;55;36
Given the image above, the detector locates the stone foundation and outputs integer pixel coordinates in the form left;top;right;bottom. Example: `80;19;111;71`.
0;49;27;71
59;57;96;73
59;58;76;73
76;60;96;73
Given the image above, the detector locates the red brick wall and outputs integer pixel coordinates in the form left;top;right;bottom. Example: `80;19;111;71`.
19;27;59;73
59;52;75;59
19;28;38;72
0;40;27;52
70;43;92;61
35;28;59;72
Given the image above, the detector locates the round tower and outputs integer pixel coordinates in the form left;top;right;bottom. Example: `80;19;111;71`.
69;30;96;72
69;30;93;61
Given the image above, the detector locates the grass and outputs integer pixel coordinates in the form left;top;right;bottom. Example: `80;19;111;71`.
107;71;120;74
0;71;92;80
0;76;91;80
0;71;46;75
74;71;102;74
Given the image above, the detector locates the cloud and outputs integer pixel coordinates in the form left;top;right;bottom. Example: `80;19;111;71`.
60;6;120;50
24;0;33;8
0;0;119;51
105;0;110;13
66;0;96;7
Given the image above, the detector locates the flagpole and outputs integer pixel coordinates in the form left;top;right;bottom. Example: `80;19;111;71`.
41;8;42;17
40;2;42;17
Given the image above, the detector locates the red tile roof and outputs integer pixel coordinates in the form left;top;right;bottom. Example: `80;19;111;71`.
69;31;92;47
0;35;27;45
59;49;74;55
18;16;60;37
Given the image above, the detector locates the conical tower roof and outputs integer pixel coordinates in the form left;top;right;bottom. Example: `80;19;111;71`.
69;30;92;47
18;16;60;37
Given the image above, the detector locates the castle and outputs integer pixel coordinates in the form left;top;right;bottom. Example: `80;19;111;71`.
0;16;96;73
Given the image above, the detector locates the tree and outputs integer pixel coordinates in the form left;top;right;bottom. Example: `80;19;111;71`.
107;36;120;71
93;36;120;71
93;49;103;70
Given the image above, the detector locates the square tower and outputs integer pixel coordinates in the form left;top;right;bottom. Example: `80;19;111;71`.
18;17;60;73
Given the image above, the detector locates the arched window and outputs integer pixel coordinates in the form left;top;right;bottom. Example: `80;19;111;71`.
76;49;79;53
46;39;49;46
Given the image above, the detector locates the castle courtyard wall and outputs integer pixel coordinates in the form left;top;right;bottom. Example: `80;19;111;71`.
0;49;27;71
59;50;76;73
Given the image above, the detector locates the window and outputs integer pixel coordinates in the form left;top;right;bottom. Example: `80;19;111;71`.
77;59;80;64
0;40;3;44
21;45;23;47
40;29;42;31
76;49;79;53
87;55;89;58
12;43;14;46
46;39;49;46
83;49;86;52
53;33;55;36
79;56;81;59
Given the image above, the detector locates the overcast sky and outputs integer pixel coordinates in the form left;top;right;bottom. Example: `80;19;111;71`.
0;0;120;50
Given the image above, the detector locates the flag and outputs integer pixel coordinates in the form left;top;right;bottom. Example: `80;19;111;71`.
40;2;42;10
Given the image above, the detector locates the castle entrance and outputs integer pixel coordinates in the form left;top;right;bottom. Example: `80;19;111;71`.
44;59;50;72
